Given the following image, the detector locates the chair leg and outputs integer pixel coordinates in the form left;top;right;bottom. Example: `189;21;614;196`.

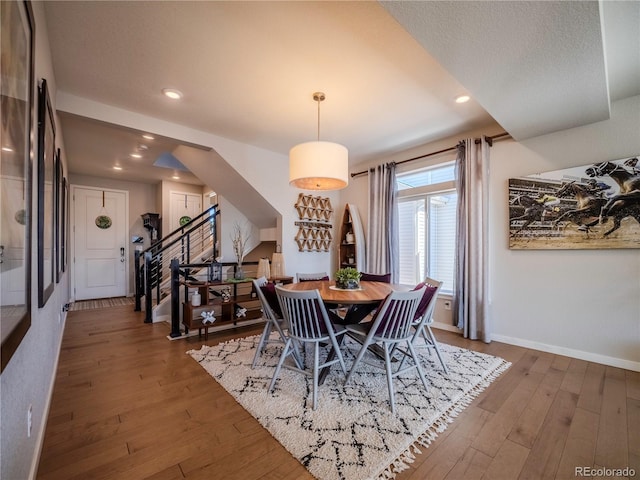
407;340;430;392
383;343;396;414
312;342;320;410
424;325;448;374
251;321;273;369
268;338;292;392
344;338;371;385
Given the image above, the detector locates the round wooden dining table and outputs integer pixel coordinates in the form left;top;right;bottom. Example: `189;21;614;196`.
281;279;407;305
280;279;408;384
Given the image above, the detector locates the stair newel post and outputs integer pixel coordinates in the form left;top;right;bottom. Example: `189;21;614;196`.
170;258;182;338
186;234;191;264
134;249;142;311
144;251;153;323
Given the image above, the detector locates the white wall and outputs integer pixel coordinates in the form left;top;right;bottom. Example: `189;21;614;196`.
488;95;640;370
342;96;640;371
1;3;71;479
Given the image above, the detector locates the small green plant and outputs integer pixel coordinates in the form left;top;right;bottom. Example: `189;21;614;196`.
334;267;361;289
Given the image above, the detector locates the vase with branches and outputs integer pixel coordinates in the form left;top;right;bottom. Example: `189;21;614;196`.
230;222;251;279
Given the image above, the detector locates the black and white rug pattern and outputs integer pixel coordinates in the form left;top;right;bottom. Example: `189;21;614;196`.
188;334;510;480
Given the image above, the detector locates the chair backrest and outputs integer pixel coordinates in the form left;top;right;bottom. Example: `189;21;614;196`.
296;272;329;282
367;287;425;341
253;277;281;321
413;277;443;325
359;272;391;283
275;286;333;341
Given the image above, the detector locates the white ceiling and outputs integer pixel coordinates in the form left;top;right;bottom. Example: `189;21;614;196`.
43;1;640;191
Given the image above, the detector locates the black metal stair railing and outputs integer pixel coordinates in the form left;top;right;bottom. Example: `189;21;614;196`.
134;204;220;323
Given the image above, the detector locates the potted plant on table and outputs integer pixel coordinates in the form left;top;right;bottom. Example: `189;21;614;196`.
334;267;361;290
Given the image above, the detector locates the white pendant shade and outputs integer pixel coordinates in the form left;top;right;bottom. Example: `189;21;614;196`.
289;141;349;190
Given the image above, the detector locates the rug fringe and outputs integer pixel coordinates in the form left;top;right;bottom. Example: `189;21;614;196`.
377;359;511;480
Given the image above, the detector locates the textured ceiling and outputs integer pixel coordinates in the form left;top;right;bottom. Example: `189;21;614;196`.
43;1;639;192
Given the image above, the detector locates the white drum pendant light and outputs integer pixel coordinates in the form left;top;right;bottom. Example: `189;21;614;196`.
289;92;348;190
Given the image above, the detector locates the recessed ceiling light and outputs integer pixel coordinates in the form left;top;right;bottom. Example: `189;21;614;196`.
2;146;14;152
162;88;183;100
455;95;471;104
130;153;143;159
172;175;180;180
113;165;123;171
142;134;155;140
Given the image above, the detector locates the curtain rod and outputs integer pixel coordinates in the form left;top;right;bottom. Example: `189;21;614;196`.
350;131;511;178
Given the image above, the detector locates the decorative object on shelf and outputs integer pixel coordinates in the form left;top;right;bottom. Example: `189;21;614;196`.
345;232;355;244
208;262;222;282
347;254;355;265
191;291;201;306
179;215;191;226
271;247;286;277
230;222;250;279
289;92;348;191
221;287;231;302
235;306;247;318
334;267;361;290
257;258;271;279
201;311;216;325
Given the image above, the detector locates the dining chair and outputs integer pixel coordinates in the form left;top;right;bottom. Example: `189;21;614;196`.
251;277;301;369
269;286;347;410
359;272;391;283
296;272;329;282
344;272;391;324
344;287;428;414
409;277;447;373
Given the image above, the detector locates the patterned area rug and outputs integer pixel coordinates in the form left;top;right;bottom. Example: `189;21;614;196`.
69;296;135;311
188;334;510;480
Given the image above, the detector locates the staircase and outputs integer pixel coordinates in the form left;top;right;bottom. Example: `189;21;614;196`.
134;205;219;323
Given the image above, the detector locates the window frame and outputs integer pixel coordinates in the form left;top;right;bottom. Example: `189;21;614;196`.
396;162;456;295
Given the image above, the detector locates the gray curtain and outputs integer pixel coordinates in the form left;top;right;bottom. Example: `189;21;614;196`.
367;162;399;281
454;138;491;342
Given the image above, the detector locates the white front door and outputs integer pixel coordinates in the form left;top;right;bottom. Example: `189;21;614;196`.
170;191;202;230
73;186;128;300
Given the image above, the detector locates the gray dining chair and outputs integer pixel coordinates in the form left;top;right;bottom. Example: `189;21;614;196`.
251;277;303;370
344;287;428;414
409;277;447;373
296;272;329;282
269;286;347;410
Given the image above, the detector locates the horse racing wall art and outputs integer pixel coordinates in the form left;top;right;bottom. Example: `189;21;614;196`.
509;155;640;250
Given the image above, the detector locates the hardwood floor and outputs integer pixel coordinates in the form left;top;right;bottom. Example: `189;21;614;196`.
37;306;639;480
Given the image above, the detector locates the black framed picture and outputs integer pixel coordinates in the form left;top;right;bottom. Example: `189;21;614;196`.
37;79;56;307
55;148;63;282
0;0;35;372
62;177;69;273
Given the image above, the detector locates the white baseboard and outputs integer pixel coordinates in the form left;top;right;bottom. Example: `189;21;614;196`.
432;321;462;333
491;333;640;372
431;322;638;372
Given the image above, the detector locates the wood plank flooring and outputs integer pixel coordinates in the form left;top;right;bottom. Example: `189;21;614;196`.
36;306;639;480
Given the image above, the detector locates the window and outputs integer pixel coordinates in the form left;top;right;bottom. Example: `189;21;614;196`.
397;164;456;294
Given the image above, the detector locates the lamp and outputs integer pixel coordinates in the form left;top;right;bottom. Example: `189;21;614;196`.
289;92;348;190
271;244;286;278
257;258;271;280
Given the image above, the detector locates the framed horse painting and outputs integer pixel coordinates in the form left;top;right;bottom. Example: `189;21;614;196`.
508;155;640;249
